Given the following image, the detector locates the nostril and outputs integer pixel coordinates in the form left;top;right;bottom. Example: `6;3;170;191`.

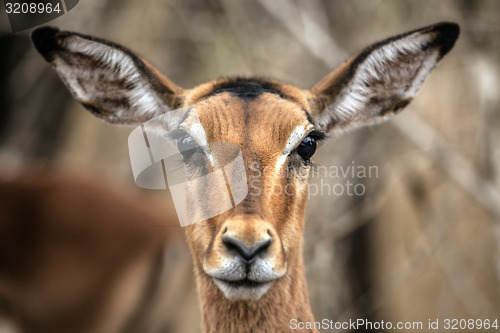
251;238;271;258
222;235;272;261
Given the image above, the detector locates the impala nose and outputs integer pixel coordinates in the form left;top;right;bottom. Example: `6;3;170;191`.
222;234;272;262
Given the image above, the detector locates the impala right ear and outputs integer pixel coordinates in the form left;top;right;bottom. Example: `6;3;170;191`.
31;27;184;125
309;22;459;134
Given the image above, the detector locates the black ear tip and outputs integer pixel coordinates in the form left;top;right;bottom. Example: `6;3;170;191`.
31;26;61;62
436;22;460;39
432;22;460;57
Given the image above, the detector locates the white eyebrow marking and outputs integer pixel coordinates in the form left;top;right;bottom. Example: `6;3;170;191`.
189;123;208;146
275;125;309;170
177;107;218;168
188;123;217;167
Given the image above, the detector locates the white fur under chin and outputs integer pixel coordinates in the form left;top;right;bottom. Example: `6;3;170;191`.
213;278;274;301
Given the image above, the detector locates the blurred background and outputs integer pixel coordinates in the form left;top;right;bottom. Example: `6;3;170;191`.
1;0;499;332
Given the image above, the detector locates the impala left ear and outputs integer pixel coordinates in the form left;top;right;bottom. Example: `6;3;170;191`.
309;22;459;133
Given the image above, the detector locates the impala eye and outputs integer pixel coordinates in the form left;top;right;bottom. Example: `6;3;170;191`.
177;133;198;159
296;136;316;160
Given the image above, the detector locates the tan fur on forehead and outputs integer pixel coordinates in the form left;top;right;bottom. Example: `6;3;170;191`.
194;92;311;156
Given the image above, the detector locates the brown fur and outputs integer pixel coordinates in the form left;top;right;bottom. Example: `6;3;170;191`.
28;22;459;333
0;174;178;333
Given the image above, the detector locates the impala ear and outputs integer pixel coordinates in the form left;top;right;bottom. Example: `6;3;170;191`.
309;22;459;133
31;27;184;125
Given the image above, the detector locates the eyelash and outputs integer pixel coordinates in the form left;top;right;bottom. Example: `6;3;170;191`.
307;130;328;142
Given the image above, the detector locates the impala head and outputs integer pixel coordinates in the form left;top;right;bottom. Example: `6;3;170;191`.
32;23;459;301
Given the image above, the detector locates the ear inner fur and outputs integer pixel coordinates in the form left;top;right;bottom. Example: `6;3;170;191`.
309;22;459;133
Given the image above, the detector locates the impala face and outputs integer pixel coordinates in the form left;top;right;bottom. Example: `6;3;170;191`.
183;83;320;300
31;23;459;302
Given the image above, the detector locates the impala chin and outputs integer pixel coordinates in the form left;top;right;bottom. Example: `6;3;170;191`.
213;278;274;301
204;257;286;301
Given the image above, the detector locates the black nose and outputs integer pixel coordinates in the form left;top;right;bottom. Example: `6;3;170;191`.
222;235;271;261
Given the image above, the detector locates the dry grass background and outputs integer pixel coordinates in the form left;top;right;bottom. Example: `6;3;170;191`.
1;0;499;332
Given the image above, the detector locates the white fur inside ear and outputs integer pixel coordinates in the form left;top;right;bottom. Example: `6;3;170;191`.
53;35;168;121
325;32;440;129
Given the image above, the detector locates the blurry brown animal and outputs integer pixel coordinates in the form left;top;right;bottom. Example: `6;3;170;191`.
0;174;181;333
27;22;459;332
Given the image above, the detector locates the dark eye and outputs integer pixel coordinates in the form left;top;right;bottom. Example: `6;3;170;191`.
177;133;198;159
296;136;316;160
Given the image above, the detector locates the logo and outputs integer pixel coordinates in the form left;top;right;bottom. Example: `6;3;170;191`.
128;106;248;227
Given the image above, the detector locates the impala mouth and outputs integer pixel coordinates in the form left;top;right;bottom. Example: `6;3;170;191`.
213;278;274;301
216;278;269;288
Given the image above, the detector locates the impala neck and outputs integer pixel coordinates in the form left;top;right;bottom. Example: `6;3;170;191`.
194;243;315;333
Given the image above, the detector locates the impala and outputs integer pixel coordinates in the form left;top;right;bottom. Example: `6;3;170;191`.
0;174;180;333
29;22;459;332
